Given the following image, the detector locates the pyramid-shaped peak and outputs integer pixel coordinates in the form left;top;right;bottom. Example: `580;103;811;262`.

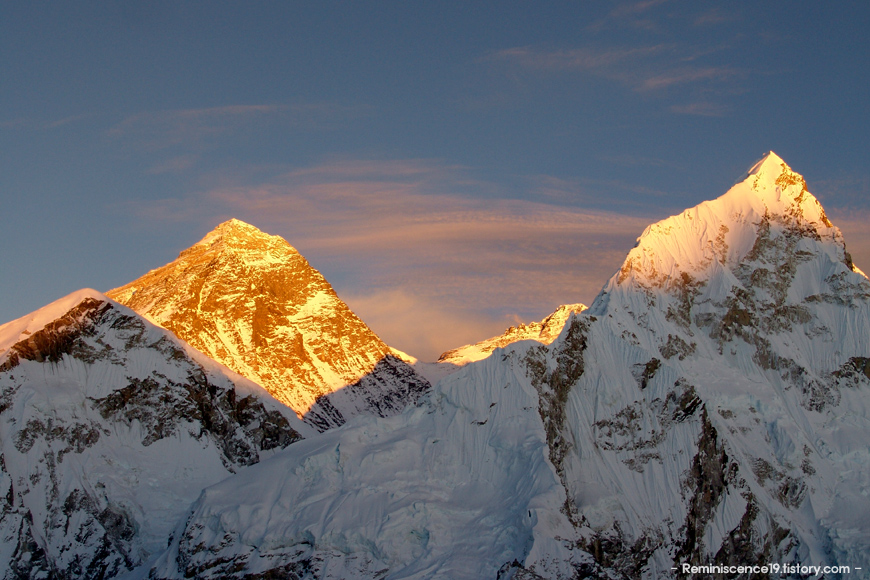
214;218;261;233
192;218;299;256
747;150;787;176
201;218;274;241
731;151;831;224
596;152;847;301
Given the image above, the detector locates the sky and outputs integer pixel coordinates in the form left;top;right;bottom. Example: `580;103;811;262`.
2;1;869;361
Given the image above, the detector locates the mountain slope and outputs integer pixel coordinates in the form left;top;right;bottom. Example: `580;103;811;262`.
107;219;429;431
554;151;870;575
143;152;870;578
438;303;587;366
0;289;310;579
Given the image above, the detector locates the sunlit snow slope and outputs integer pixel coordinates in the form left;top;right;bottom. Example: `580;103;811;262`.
144;153;870;579
107;219;429;431
0;290;309;578
438;303;587;366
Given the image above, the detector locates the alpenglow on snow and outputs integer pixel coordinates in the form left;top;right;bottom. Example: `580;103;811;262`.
107;219;430;432
138;152;870;579
2;152;869;579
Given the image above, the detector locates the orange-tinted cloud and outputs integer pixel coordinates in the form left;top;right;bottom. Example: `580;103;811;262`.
107;103;365;150
126;158;652;360
827;209;870;275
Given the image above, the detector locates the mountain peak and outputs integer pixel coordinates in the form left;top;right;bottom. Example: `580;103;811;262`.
735;151;829;221
601;152;846;298
192;218;300;260
107;221;430;430
210;218;263;236
746;150;786;176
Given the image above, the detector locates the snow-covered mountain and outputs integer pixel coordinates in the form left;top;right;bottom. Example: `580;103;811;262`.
107;219;429;431
438;304;587;366
0;289;311;579
141;152;870;579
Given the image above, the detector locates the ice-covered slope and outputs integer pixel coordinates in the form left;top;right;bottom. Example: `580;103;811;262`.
553;151;870;575
146;345;589;580
107;219;429;431
0;290;310;579
438;303;587;366
143;152;870;579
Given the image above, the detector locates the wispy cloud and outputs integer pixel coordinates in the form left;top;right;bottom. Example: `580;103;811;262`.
640;66;738;91
693;8;737;27
483;42;741;100
146;155;199;174
807;173;870;275
669;102;730;117
124;159;654;360
477;1;745;114
528;174;670;208
586;0;673;32
483;45;666;72
339;289;513;363
596;153;681;169
0;118;27;129
1;114;91;130
107;103;365;150
827;209;870;275
106;105;279;150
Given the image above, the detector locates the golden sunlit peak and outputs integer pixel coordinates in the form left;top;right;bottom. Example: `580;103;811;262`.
193;218;288;251
212;218;262;235
747;150;787;177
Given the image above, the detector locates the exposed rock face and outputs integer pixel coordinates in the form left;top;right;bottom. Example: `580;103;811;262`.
142;153;870;579
438;303;587;366
0;290;307;579
529;152;870;577
107;219;429;431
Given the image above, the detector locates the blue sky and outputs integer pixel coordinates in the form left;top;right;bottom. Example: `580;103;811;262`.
2;1;869;359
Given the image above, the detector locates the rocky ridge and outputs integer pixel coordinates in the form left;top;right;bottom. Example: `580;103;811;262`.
107;219;429;431
438;303;587;366
0;290;309;579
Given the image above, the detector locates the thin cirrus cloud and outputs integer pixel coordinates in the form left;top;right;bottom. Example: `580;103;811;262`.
639;66;738;91
107;103;365;150
129;158;653;360
483;43;741;102
586;0;673;31
669;102;730;117
0;114;91;131
826;210;870;280
146;155;199;175
483;45;668;76
481;0;743;111
587;0;736;33
811;177;870;275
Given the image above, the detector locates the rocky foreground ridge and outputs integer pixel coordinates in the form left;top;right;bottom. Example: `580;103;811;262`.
0;290;310;578
107;219;429;431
